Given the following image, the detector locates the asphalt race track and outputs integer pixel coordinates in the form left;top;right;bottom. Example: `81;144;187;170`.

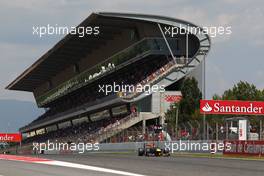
0;159;118;176
0;153;264;176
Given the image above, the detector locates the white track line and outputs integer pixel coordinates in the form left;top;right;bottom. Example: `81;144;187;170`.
0;155;146;176
37;160;146;176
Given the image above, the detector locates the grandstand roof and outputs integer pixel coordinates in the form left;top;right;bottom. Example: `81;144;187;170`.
6;12;210;92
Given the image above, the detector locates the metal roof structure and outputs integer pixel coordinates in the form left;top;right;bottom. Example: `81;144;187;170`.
6;12;210;92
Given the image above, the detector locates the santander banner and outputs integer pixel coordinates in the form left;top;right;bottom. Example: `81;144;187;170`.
200;100;264;115
0;133;22;142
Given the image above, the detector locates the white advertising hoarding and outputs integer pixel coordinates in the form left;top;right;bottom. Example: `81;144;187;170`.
239;120;247;140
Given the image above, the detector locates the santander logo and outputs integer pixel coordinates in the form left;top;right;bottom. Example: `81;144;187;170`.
202;103;212;112
0;133;22;142
200;100;264;115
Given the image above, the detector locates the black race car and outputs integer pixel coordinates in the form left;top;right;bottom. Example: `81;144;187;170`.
138;143;170;157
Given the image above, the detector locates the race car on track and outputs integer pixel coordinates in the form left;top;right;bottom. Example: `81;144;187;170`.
138;143;170;157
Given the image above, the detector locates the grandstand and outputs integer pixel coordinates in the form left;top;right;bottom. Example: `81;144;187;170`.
6;12;210;144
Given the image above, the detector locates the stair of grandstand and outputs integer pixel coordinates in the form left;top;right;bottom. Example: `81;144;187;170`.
89;112;160;143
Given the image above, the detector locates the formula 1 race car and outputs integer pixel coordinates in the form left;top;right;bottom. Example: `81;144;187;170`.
138;143;170;157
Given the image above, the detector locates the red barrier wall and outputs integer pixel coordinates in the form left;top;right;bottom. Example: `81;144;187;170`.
224;140;264;156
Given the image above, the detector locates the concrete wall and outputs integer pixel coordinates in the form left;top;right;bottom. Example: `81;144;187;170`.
94;141;224;154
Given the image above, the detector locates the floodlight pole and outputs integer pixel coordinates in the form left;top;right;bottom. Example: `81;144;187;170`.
186;30;188;63
202;52;206;141
173;103;179;139
175;104;179;139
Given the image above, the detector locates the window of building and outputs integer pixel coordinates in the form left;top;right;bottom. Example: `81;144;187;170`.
74;63;80;73
176;39;180;50
48;80;53;89
130;29;139;41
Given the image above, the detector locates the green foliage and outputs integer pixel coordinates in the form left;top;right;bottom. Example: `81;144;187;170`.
179;77;202;122
165;77;202;132
222;81;263;101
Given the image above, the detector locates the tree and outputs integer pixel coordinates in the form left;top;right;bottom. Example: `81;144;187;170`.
165;77;202;128
222;81;262;100
212;94;221;100
259;89;264;101
178;77;202;122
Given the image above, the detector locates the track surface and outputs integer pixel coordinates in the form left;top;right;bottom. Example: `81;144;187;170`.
1;153;264;176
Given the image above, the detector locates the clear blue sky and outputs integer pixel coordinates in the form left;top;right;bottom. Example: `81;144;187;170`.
0;0;263;102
